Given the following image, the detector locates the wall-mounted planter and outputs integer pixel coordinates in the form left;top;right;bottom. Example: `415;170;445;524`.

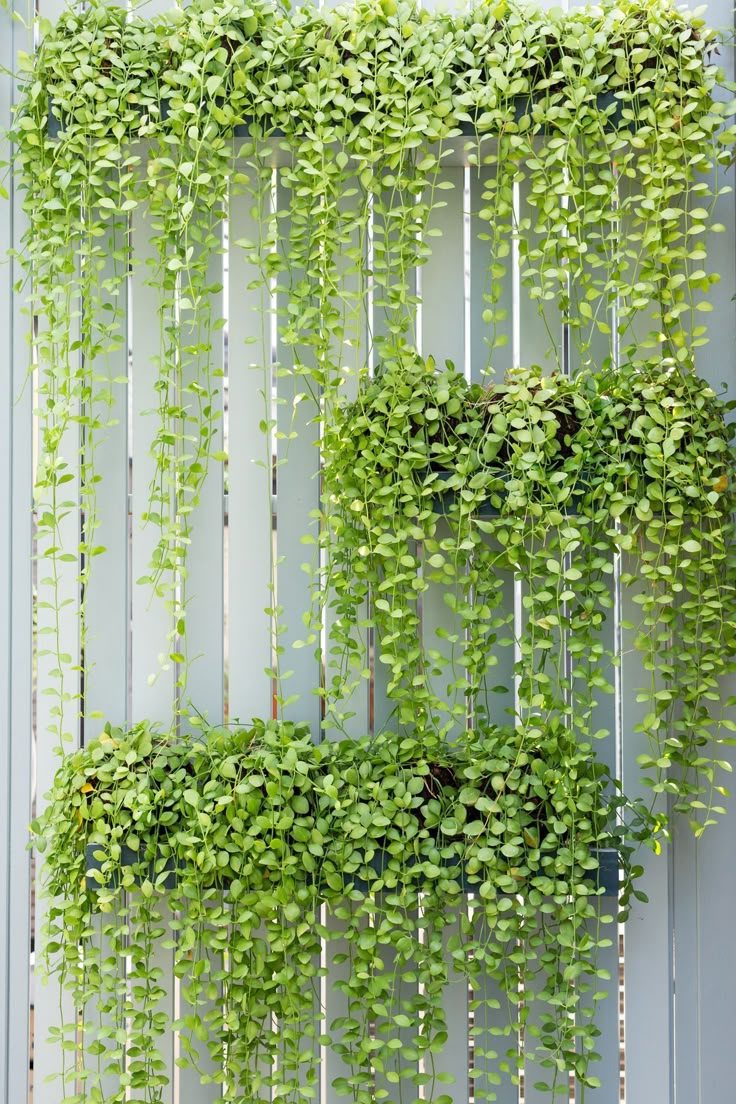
432;469;591;518
85;842;619;897
48;90;629;142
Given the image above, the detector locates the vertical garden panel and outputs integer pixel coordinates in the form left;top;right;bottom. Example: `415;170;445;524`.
5;4;736;1104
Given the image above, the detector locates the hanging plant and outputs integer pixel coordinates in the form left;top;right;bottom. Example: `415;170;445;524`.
33;716;643;1104
323;354;736;830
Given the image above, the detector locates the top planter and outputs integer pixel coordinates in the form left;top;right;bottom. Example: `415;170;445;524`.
30;0;724;148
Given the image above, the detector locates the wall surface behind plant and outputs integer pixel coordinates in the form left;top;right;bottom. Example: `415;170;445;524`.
1;0;736;1101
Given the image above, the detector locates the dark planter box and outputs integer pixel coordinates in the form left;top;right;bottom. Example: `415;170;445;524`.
48;90;627;141
85;842;619;897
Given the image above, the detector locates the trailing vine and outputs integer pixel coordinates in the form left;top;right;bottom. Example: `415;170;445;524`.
33;717;643;1104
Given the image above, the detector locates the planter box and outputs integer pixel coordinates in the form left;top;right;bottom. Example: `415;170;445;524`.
85;842;619;896
48;91;628;142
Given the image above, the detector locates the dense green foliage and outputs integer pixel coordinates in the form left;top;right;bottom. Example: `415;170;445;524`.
35;718;641;1102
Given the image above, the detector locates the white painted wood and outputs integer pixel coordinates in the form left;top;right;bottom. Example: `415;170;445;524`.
130;201;178;725
180;219;225;730
228;177;274;725
422;166;465;373
38;0;72;25
323;189;370;742
128;202;178;1103
575;553;620;1104
275;177;322;735
672;8;736;1100
468;905;518;1104
83;215;130;734
176;219;226;1103
619;554;673;1104
470;166;514;381
79;213;131;1103
33;256;84;1103
516;175;563;373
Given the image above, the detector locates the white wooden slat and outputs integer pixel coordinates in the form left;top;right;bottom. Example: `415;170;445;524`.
323;903;362;1104
420;170;470;1101
470;165;514;381
125;899;176;1103
37;0;71;25
130;201;178;725
129;202;178;1103
370;186;420;734
180;221;225;729
516;175;563;373
422;166;465;373
619;554;673;1104
515;156;562;1104
0;8;33;1098
321;187;371;1104
421;168;467;742
275;177;322;736
34;327;82;1103
323;188;370;742
673;0;736;1093
575;559;620;1104
372;936;421;1104
176;221;226;1103
468;908;518;1104
83;215;130;734
228;180;274;726
78;213;130;1103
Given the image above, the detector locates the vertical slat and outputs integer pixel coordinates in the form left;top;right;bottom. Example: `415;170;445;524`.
469;907;518;1104
422;166;464;372
370;183;419;734
469;167;516;727
323;187;370;743
80;213;130;1101
228;177;274;725
129;201;177;1103
516;174;563;372
178;220;225;1101
674;7;736;1102
516;142;562;1104
0;6;33;1100
420;166;470;1102
130;201;178;724
83;214;130;732
180;221;225;728
575;556;620;1104
620;554;673;1104
467;149;518;1104
31;157;85;1094
422;166;467;742
470;165;514;380
275;176;322;735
